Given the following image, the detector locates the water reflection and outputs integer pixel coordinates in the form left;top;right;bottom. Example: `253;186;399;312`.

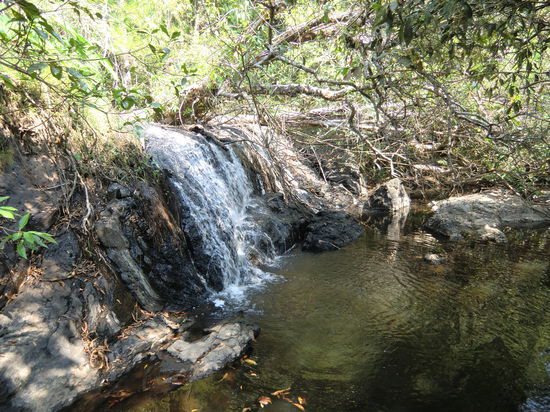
122;226;549;412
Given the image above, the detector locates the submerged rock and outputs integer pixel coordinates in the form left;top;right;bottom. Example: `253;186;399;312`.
424;253;445;265
425;190;550;242
363;178;410;215
302;210;364;252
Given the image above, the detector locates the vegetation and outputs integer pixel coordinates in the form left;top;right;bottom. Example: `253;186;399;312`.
0;0;548;197
0;196;56;259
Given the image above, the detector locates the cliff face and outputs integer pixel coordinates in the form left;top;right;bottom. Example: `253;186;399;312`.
0;129;258;411
0;123;368;410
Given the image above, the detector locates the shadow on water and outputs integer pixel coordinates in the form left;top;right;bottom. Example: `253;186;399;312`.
93;217;550;412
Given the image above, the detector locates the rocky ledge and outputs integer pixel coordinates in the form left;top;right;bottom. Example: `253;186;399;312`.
425;190;550;242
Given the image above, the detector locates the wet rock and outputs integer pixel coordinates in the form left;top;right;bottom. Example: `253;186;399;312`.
424;253;445;265
106;316;176;382
167;322;259;381
363;178;410;215
425;190;550;242
302;210;364;252
41;231;80;280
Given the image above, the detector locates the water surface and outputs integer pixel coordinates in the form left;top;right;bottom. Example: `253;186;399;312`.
123;224;550;412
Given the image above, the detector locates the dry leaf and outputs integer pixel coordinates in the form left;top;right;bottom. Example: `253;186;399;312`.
292;402;306;411
271;387;291;397
243;358;257;366
258;396;272;408
298;396;307;405
242;408;252;412
217;372;230;383
249;372;258;377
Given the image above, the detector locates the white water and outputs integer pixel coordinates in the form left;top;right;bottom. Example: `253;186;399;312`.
145;126;280;305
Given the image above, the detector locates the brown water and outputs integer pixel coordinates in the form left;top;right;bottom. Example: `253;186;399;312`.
97;223;550;412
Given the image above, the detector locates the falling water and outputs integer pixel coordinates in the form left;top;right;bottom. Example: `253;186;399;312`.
145;125;277;305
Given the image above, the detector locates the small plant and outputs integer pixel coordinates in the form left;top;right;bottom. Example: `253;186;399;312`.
0;196;56;259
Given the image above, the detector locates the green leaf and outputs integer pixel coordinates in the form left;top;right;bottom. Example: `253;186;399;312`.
19;1;42;19
36;232;56;243
18;213;30;230
121;96;135;110
0;209;15;219
28;63;47;74
16;241;28;259
23;231;35;245
33;235;48;248
0;196;9;203
50;64;63;80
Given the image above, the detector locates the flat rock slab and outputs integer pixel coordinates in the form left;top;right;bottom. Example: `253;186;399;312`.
167;322;258;381
425;190;550;242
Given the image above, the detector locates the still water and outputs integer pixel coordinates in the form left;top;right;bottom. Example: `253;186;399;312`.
123;223;549;412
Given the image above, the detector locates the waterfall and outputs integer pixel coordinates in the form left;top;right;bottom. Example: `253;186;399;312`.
145;125;277;305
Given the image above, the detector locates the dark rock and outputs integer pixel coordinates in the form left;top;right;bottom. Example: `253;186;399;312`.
364;178;410;215
83;282;121;339
425;190;550;242
364;208;409;241
0;153;62;232
41;231;80;280
95;216;129;249
106;249;163;312
107;183;132;199
302;210;364;252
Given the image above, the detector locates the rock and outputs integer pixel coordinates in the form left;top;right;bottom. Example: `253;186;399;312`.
83;282;121;339
425;190;550;242
364;178;410;215
0;280;98;411
0;153;62;232
41;231;80;280
302;210;364;252
167;322;259;381
477;225;508;244
95;216;129;249
106;249;163;312
424;253;445;265
107;183;132;199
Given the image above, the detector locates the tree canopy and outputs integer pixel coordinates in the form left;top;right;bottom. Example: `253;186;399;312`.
0;0;548;193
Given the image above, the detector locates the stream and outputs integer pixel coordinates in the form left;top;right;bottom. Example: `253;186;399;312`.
109;220;550;412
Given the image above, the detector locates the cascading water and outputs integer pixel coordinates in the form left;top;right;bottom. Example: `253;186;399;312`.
145;125;279;306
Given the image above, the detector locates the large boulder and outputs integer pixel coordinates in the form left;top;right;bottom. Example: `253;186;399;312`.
425;190;550;242
302;210;364;252
363;178;410;215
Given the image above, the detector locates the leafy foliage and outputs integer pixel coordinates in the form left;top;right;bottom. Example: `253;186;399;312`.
0;0;548;193
0;196;56;259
